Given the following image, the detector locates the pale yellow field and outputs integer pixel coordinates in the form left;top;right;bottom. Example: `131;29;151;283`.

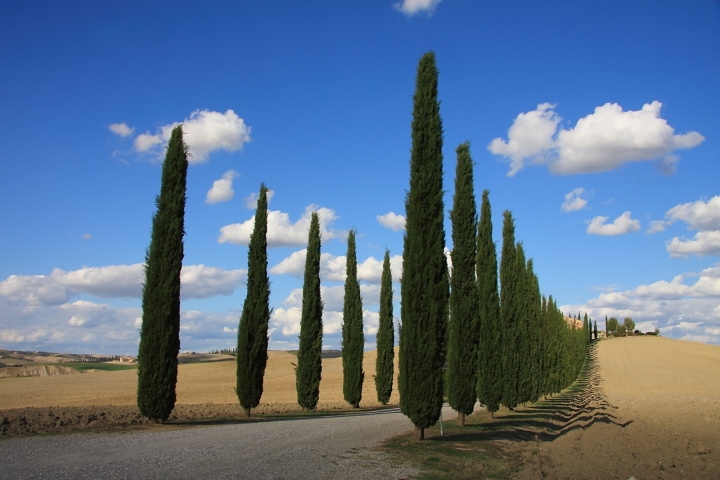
0;350;400;410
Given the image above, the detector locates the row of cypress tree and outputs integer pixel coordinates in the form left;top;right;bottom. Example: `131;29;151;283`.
400;51;591;439
136;52;591;426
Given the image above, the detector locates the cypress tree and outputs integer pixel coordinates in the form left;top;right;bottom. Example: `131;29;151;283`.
514;243;531;405
342;230;364;408
137;125;188;422
236;184;271;417
399;51;449;440
296;212;323;411
594;320;598;340
500;211;519;410
477;190;501;417
447;142;479;427
526;258;542;403
375;250;395;405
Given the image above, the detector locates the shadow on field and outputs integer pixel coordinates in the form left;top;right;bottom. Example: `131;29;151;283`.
379;341;633;479
435;341;632;446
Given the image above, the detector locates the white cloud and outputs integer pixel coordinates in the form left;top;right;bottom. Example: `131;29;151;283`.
667;231;720;258
561;188;588;212
219;204;344;247
489;101;704;176
377;212;406;231
270;250;403;283
272;307;302;336
649;196;720;257
393;0;441;16
244;189;275;209
134;132;163;152
0;264;245;306
560;265;720;345
108;123;134;137
647;220;666;234
488;103;559;177
179;265;246;299
665;196;720;231
133;109;251;164
586;211;640;236
206;170;240;204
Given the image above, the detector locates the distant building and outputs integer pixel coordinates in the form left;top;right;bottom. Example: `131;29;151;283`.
564;316;584;329
119;356;136;363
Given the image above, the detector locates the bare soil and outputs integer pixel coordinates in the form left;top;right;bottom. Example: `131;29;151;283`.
0;350;399;437
515;336;720;479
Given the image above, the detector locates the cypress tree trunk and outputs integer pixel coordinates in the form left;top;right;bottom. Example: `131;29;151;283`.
477;190;501;416
342;230;364;408
399;51;449;439
236;184;271;417
500;211;519;410
447;142;479;425
137;125;188;422
296;212;323;411
375;250;395;405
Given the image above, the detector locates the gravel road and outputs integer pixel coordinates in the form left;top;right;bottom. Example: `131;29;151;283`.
0;407;432;479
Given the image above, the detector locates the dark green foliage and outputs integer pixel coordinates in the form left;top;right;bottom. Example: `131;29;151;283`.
525;259;542;403
342;230;364;408
137;126;188;422
236;184;271;415
296;212;323;410
476;190;502;414
375;250;395;405
399;51;449;436
593;320;598;340
447;142;479;421
623;317;635;332
500;211;519;409
607;317;619;332
514;243;531;405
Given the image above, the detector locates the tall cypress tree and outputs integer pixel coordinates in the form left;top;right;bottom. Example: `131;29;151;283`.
447;142;479;427
477;190;501;417
399;51;449;440
526;258;542;403
500;211;519;410
375;250;395;405
514;243;531;406
236;184;271;417
594;320;598;340
137;125;188;422
296;212;323;411
342;230;364;408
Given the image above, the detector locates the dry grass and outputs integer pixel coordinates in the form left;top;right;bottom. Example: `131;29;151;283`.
0;350;399;410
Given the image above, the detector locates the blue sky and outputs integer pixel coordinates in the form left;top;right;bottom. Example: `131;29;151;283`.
1;0;719;355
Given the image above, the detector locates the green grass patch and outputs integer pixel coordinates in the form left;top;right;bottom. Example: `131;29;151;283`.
379;413;523;480
65;363;137;372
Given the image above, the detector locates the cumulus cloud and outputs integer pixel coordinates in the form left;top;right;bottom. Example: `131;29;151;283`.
133;109;251;164
244;189;275;209
270;250;403;283
667;231;720;258
206;170;240;204
393;0;441;16
586;211;640;236
648;196;720;257
560;265;720;345
0;264;245;306
561;188;588;212
377;212;406;231
109;123;135;137
219;204;345;247
489;101;704;176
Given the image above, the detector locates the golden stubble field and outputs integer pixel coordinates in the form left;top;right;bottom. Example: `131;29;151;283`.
0;350;398;411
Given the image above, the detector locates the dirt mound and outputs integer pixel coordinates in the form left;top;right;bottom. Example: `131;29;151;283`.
0;365;81;378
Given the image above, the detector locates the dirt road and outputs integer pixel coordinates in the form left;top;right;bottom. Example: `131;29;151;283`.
0;407;422;479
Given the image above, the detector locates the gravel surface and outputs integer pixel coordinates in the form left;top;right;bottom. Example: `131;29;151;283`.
0;407;421;479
